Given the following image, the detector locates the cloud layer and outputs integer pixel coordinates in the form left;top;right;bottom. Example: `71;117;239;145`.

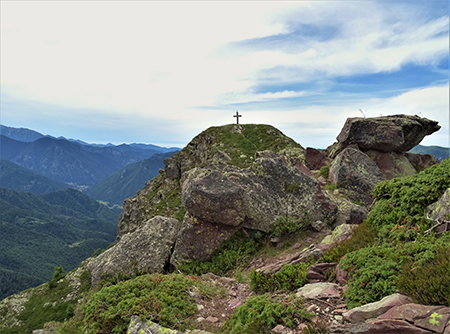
1;1;448;148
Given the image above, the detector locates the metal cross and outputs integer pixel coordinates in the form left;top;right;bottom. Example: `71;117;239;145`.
233;111;242;124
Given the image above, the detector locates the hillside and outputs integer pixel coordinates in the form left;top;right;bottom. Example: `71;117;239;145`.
0;187;120;300
85;151;178;206
0;159;67;194
0;118;448;334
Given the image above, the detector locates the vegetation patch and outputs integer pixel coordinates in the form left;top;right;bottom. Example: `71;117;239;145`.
271;215;310;238
220;293;312;334
397;244;450;306
83;273;198;333
177;230;264;276
249;263;308;293
326;158;450;309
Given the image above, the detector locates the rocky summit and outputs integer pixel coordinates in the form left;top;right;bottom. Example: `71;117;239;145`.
1;115;448;334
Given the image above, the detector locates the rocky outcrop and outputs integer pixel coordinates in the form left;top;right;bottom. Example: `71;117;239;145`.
305;147;331;170
405;152;440;172
171;152;338;265
426;188;450;234
127;316;214;334
365;150;417;180
331;300;450;334
332;115;440;156
316;224;357;252
329;148;384;204
88;216;180;285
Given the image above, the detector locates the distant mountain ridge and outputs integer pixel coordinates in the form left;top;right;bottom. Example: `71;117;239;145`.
0;125;44;142
1;125;180;187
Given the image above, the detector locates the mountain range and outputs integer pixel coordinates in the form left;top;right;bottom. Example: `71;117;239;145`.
0;125;181;299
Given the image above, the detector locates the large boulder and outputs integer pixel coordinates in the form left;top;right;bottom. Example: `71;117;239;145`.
405;152;440;172
305;147;331;170
333;115;440;156
171;213;240;264
379;303;450;334
365;150;417;180
88;216;180;285
181;152;336;233
343;293;412;323
172;152;337;264
329;148;384;204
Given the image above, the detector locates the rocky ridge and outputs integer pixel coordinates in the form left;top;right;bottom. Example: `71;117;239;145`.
0;115;447;334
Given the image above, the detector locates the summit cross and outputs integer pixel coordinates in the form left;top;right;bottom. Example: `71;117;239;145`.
233;111;242;124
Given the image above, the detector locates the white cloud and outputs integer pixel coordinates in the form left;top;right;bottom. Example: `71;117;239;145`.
1;1;448;147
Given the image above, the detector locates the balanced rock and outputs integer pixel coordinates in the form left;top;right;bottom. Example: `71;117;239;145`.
334;115;440;154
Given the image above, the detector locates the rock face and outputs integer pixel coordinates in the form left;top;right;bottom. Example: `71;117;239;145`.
426;188;450;234
88;216;180;285
171;153;337;265
329;148;384;204
305;147;331;170
343;293;412;323
334;115;440;155
332;301;450;334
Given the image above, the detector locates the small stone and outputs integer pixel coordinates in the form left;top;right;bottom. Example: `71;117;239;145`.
307;304;317;312
197;304;204;311
334;315;343;322
196;317;205;322
206;316;219;323
292;243;302;249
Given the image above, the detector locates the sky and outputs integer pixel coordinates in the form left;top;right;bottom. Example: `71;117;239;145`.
1;1;449;149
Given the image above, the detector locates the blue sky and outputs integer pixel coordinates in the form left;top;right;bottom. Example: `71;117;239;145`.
1;1;449;149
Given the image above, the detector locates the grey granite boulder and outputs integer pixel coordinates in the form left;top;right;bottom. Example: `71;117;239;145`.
329;148;384;204
88;216;180;285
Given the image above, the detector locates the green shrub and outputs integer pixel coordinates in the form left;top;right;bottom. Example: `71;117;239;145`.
220;294;311;334
339;246;401;309
82;273;197;333
249;263;308;293
397;245;450;306
177;230;263;276
318;164;330;180
369;158;450;234
271;216;310;237
322;221;378;263
48;265;65;289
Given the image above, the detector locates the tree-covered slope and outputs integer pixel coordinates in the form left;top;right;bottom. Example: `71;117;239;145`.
85;151;178;206
0;188;120;300
0;159;67;194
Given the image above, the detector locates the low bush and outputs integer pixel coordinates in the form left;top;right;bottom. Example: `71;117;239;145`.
249;263;308;293
322;221;378;263
177;230;263;276
220;293;312;334
82;273;198;333
339;246;400;309
397;245;450;306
